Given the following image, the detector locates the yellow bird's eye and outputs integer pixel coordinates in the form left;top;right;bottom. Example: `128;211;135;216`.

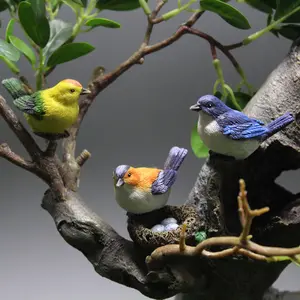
70;89;75;93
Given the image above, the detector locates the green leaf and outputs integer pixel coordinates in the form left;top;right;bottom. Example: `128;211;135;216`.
226;92;251;110
18;1;50;48
47;42;95;67
71;0;87;7
5;19;15;42
214;91;223;99
200;0;251;30
61;0;82;12
0;55;20;74
50;0;60;10
261;0;276;9
237;0;272;14
190;124;209;158
0;38;20;61
85;17;121;29
0;0;9;11
282;11;300;23
276;24;300;40
274;0;300;20
9;35;36;66
29;0;46;19
96;0;148;11
43;19;73;60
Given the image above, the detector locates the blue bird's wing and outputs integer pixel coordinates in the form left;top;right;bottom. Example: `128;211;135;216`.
217;111;267;140
151;169;177;195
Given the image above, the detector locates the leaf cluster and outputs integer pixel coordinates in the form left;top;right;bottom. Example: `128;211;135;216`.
0;0;126;83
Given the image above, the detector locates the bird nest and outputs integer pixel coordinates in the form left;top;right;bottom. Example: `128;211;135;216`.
127;204;202;250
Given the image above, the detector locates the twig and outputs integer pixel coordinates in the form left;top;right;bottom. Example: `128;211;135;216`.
61;10;204;188
19;76;34;93
147;179;300;265
76;149;91;167
224;42;244;51
0;95;42;160
83;11;203;119
237;179;269;243
179;223;187;252
0;95;66;198
183;26;243;70
150;0;169;24
44;141;58;157
0;143;36;172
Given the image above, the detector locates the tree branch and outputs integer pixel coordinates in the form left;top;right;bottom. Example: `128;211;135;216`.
76;149;91;167
60;9;204;188
0;142;36;172
147;180;300;266
183;26;242;70
0;95;42;160
0;95;66;199
41;190;183;299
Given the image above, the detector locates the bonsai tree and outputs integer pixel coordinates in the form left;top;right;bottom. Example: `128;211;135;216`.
1;0;300;299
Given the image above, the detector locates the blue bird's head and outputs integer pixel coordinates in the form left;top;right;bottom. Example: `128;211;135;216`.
190;95;230;118
113;164;130;187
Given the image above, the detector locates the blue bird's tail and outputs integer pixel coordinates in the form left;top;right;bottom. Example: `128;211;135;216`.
163;146;188;171
264;112;294;141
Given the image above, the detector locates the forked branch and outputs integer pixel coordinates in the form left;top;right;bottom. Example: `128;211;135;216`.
61;5;204;179
0;96;41;160
147;179;300;265
0;142;36;172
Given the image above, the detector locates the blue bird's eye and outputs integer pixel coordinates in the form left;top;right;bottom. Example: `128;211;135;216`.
207;102;213;108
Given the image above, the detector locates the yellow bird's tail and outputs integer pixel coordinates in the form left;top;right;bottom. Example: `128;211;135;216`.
2;78;31;100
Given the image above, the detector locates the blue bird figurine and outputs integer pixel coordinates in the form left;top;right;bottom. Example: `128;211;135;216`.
190;95;294;160
113;146;188;214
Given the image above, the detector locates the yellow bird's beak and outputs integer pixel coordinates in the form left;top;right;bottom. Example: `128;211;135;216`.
80;88;91;95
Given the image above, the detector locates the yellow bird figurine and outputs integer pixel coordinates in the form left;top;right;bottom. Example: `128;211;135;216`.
2;78;91;139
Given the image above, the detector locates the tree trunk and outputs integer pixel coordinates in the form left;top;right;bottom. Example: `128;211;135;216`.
176;288;300;300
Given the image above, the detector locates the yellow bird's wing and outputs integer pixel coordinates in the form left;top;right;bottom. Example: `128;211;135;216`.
13;93;45;120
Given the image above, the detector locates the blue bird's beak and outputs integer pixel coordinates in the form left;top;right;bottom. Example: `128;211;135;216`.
116;178;125;187
190;104;201;112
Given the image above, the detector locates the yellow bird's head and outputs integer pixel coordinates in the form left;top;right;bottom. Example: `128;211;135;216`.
49;79;91;105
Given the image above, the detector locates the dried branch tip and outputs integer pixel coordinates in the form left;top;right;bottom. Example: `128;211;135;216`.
76;149;91;167
147;178;300;267
179;223;187;252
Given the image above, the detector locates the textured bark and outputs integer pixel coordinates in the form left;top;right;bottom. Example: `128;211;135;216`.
39;40;300;299
176;288;300;300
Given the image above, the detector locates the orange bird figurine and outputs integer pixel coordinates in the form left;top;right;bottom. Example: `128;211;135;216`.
113;146;188;214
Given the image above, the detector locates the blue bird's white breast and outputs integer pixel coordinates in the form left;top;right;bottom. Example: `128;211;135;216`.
197;112;260;159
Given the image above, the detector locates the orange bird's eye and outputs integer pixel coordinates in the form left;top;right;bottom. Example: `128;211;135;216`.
127;172;131;177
